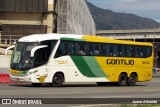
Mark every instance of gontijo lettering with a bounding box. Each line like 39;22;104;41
106;59;134;65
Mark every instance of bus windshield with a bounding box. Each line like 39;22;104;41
10;42;38;70
10;40;57;70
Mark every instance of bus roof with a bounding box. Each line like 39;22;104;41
82;36;153;46
18;33;152;46
19;33;83;42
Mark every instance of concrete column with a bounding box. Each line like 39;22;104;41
47;0;53;33
0;32;1;43
43;0;54;33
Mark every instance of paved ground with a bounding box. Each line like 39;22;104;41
0;77;160;107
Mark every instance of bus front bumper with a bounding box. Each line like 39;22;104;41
10;74;33;83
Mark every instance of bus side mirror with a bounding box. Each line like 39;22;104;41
30;45;48;57
5;45;15;55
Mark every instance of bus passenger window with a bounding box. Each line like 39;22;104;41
142;47;147;57
76;42;86;55
109;45;113;56
137;47;143;57
101;44;106;56
135;47;139;57
130;46;135;57
64;42;70;55
123;45;127;57
55;41;65;58
146;47;152;57
55;41;70;58
61;42;75;55
140;52;144;57
106;45;110;56
118;45;123;57
94;44;100;55
126;46;134;57
68;42;75;55
87;43;93;56
113;45;118;56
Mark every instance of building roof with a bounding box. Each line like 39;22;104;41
97;28;160;34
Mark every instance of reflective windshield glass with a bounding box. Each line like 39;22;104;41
10;42;38;70
12;43;25;63
10;40;57;70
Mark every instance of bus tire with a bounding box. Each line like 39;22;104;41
52;73;64;87
118;73;127;86
128;74;137;86
32;83;42;87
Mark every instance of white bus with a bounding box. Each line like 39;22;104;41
9;34;153;87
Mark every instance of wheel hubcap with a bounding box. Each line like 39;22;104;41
54;77;61;84
130;77;136;84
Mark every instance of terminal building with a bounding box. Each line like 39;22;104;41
0;0;95;45
96;28;160;43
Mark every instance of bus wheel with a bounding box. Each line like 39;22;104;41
128;74;137;86
52;73;64;87
118;73;127;86
32;83;42;87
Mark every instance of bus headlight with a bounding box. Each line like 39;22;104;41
27;69;38;75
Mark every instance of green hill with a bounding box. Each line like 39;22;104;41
86;1;160;30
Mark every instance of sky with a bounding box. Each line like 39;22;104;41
87;0;160;23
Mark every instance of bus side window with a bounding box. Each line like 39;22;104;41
87;43;93;56
126;46;130;57
110;45;114;56
101;44;106;56
146;47;152;57
130;46;135;57
61;41;75;55
94;44;100;55
113;45;118;57
76;42;86;55
68;42;75;55
142;46;147;57
40;40;57;59
118;45;123;57
34;48;48;67
106;44;110;56
64;42;70;55
135;46;139;57
126;46;134;57
137;47;143;57
55;41;64;58
123;45;127;57
55;41;75;58
140;47;144;57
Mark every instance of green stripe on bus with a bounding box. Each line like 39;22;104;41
60;38;86;41
60;38;75;41
82;56;107;77
70;56;97;77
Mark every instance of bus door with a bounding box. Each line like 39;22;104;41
33;48;49;83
